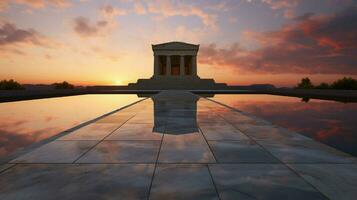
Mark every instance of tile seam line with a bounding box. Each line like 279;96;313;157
191;92;330;199
206;163;222;200
147;117;167;200
218;108;331;199
0;163;17;175
2;97;150;164
72;114;138;164
197;124;222;199
8;163;356;165
198;126;218;163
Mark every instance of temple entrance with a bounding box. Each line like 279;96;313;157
171;55;180;76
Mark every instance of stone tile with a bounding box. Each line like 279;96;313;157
158;133;216;163
0;164;14;173
235;124;311;141
197;114;227;124
58;123;119;141
209;164;326;200
0;164;154;200
106;123;163;140
221;113;271;125
289;164;357;200
11;141;97;163
258;140;356;163
200;124;249;140
77;141;160;163
127;113;155;124
150;164;219;200
209;141;280;163
95;113;134;124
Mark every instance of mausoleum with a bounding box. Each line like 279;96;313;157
152;42;198;78
128;41;227;90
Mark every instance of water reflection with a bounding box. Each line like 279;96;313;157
211;94;357;157
0;95;141;160
151;91;200;134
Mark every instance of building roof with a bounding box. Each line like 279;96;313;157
152;41;199;51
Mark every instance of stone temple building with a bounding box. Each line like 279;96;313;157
128;41;227;90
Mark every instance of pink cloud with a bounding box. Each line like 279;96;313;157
0;21;59;57
73;17;112;38
199;7;357;75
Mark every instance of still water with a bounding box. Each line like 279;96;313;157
1;94;356;160
211;94;357;157
0;94;142;159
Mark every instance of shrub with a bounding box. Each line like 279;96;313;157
330;77;357;90
296;77;314;89
315;82;330;89
52;81;74;89
0;79;24;90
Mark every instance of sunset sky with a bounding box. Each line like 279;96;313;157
0;0;356;87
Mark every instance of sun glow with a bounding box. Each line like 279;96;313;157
114;80;123;85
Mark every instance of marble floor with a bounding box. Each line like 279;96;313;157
1;91;356;200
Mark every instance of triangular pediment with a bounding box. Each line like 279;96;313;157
152;41;199;50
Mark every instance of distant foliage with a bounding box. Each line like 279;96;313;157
0;79;24;90
296;77;314;89
52;81;74;89
330;77;357;90
295;77;357;90
315;82;330;89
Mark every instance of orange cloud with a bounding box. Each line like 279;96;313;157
101;5;128;17
135;0;218;30
0;0;71;10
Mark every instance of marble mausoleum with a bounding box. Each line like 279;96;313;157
128;41;227;90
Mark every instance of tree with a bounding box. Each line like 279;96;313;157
330;77;357;90
296;77;314;89
0;79;24;90
315;82;330;89
52;81;74;89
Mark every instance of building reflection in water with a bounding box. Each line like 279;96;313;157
138;92;214;134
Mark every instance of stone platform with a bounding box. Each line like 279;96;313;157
128;77;228;90
1;91;357;200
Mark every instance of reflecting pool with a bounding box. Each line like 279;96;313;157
0;94;142;159
210;94;357;157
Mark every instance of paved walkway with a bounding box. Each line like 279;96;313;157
1;91;357;200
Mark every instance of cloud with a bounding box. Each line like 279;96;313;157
134;2;147;15
73;16;113;38
0;22;49;46
101;5;128;17
261;0;299;10
133;0;219;30
0;0;71;10
0;21;59;57
199;7;357;75
246;0;300;18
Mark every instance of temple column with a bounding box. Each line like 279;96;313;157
166;55;171;76
191;55;197;76
153;55;159;77
180;55;185;76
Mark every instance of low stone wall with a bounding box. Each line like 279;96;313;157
263;88;357;101
2;87;357;103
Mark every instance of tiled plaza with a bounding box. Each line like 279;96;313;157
1;91;356;200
